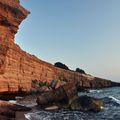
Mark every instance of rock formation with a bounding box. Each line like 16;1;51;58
0;0;120;93
36;82;104;112
0;100;31;118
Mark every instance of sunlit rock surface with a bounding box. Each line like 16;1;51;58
0;0;119;93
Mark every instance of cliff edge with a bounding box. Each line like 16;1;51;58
0;0;119;93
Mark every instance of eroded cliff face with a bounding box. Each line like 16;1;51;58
0;0;119;93
0;0;30;92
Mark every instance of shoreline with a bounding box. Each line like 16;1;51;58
0;86;120;120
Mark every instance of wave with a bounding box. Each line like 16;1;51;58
89;89;102;93
108;96;120;105
25;111;82;120
102;96;120;106
25;112;41;120
25;96;120;120
25;114;31;120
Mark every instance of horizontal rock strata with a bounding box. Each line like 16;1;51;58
0;0;119;93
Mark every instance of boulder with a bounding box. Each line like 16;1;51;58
36;81;105;112
0;108;15;118
36;82;78;107
36;87;67;107
0;100;31;118
45;105;59;111
70;95;104;112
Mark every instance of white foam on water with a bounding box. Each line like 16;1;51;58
25;103;37;107
25;112;46;120
15;96;23;100
108;96;120;105
25;114;31;120
89;89;102;93
25;111;81;120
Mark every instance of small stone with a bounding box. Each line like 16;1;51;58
45;106;59;111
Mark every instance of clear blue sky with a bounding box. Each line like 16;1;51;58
15;0;120;82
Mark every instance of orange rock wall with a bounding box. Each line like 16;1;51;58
0;0;118;93
0;42;88;92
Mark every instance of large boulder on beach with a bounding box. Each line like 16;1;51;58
70;95;104;112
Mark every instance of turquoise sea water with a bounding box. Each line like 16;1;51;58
25;87;120;120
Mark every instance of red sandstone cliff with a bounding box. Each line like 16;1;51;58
0;0;119;93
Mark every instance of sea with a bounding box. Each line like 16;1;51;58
25;87;120;120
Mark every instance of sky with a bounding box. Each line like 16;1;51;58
15;0;120;82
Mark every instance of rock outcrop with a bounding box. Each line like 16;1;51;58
70;95;104;112
36;82;104;112
0;100;31;119
0;0;120;93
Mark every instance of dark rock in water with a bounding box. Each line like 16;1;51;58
37;82;104;113
36;87;68;107
70;95;104;112
37;82;78;107
62;82;78;101
8;104;31;111
0;108;15;118
0;100;31;118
